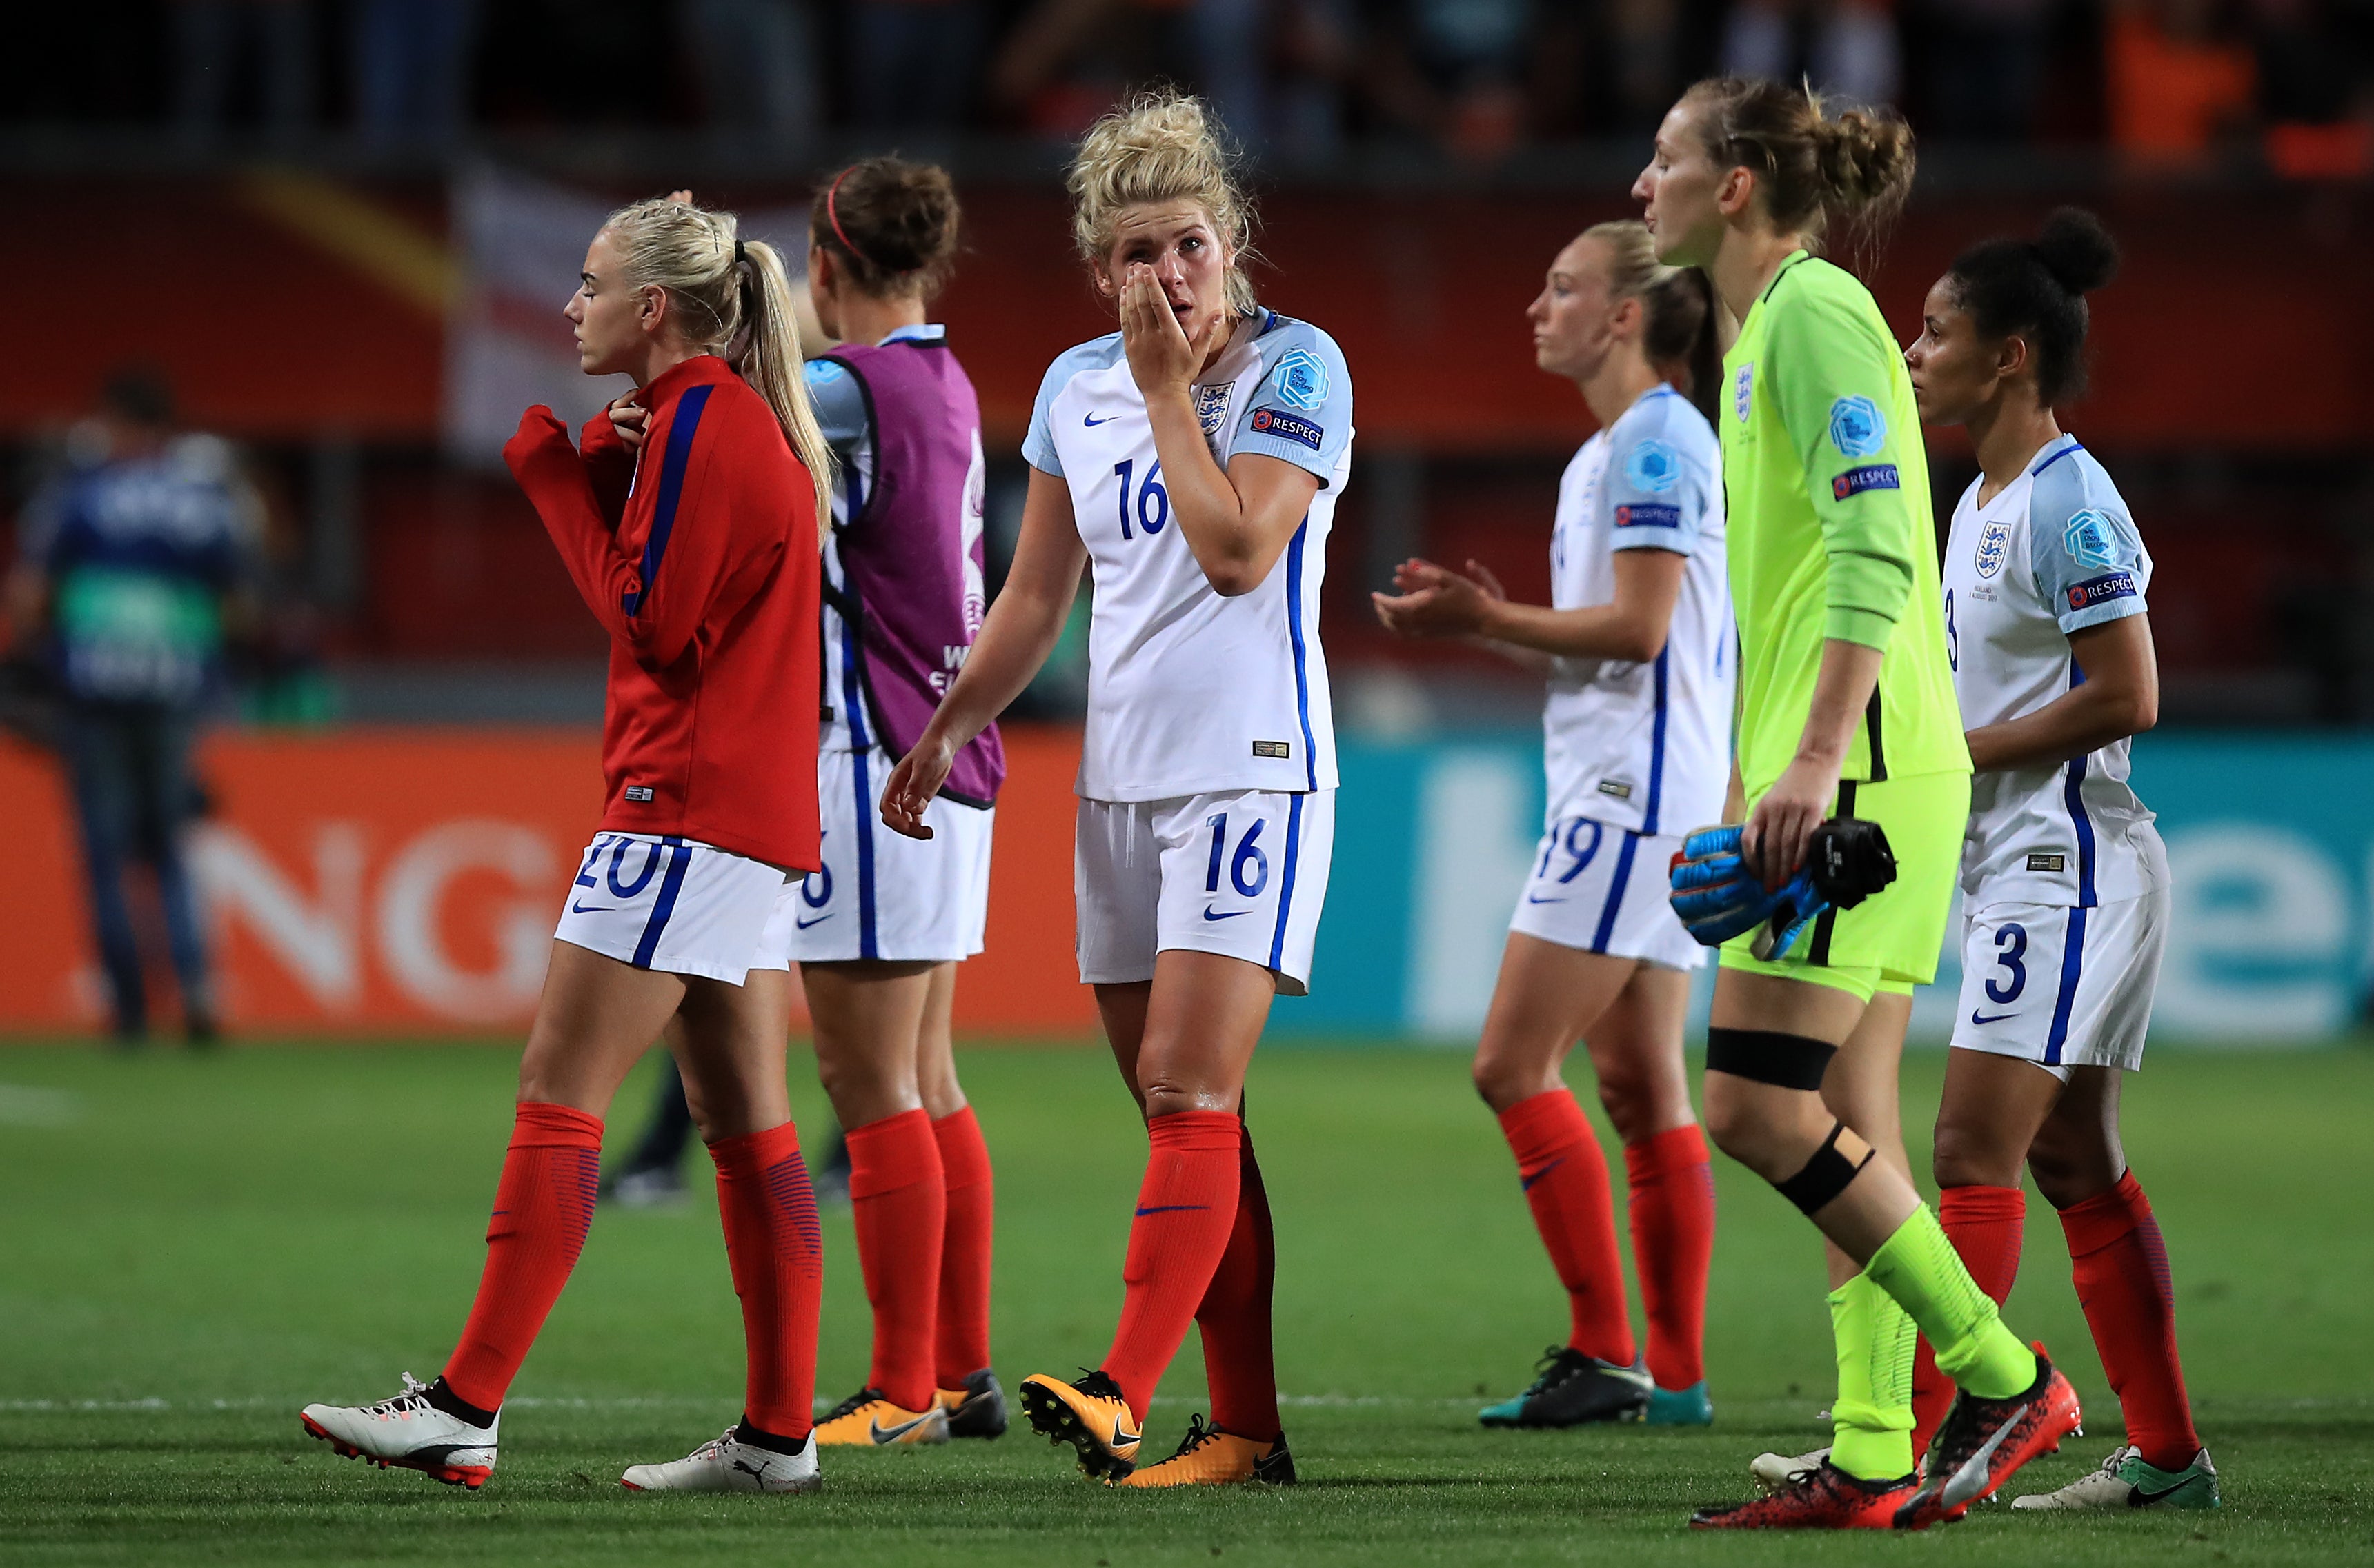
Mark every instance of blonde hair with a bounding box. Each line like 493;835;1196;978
600;196;834;539
1066;90;1258;316
1579;220;1721;421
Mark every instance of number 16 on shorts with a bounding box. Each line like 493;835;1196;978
1074;788;1336;997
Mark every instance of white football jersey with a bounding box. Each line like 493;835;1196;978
1941;435;2166;907
1025;312;1350;802
1541;384;1734;837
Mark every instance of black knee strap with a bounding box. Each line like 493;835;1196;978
1705;1028;1837;1091
1774;1120;1877;1215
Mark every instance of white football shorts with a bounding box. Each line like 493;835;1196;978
554;831;788;985
1950;884;2169;1078
752;745;995;968
1508;816;1703;971
1075;788;1334;995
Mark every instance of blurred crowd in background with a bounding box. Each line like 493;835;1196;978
6;8;2373;1046
14;0;2374;170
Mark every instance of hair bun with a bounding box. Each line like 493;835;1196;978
1814;107;1917;212
816;157;962;298
2032;206;2119;297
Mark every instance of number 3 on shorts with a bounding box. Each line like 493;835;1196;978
1988;922;2028;1004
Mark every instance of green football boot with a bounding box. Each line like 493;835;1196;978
2012;1445;2221;1511
1645;1380;1714;1426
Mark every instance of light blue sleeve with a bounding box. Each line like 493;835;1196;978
2028;450;2150;635
1020;354;1068;477
802;358;871;464
1599;390;1712;555
1021;337;1123;477
1229;319;1352;486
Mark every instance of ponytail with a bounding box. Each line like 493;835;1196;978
733;238;834;540
1648;267;1723;424
599;196;835;543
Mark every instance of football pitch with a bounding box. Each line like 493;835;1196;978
1;1040;2368;1565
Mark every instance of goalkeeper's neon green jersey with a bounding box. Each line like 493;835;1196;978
1721;251;1969;798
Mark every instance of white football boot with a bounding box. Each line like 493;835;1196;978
621;1427;822;1493
301;1373;498;1489
1750;1445;1831;1494
2012;1445;2222;1511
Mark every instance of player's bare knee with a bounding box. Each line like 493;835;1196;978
1470;1049;1534;1112
812;1047;859;1102
1702;1026;1841;1178
1136;1057;1212;1119
1931;1118;2022;1191
513;1055;584;1113
1699;1092;1782;1175
2027;1134;2120;1209
1140;1083;1223;1120
1593;1069;1662;1142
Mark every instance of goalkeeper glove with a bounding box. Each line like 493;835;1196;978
1669;819;1901;960
1668;825;1777;947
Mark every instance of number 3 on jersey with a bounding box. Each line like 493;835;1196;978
1113;459;1169;541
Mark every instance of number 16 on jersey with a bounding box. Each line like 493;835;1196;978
1113;459;1169;541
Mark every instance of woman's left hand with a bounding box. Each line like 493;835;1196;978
1119;264;1221;401
1370;557;1493;638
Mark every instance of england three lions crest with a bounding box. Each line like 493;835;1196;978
1974;517;2012;579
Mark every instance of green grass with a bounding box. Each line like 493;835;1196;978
0;1040;2368;1565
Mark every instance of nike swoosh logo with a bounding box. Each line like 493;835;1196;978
1521;1158;1565;1191
1605;1365;1654;1390
869;1413;933;1443
571;900;612;913
1526;893;1567;904
2131;1478;2202;1504
1969;1010;2017;1025
795;912;834;929
1083;413;1113;426
1202;905;1250;920
1112;1418;1141;1447
1135;1204;1209;1216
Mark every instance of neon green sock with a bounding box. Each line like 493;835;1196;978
1827;1271;1917;1481
1865;1204;2038;1400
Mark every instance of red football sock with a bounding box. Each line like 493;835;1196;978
2060;1171;2200;1471
1910;1184;2026;1458
1499;1089;1634;1367
1102;1110;1243;1420
844;1109;947;1413
932;1106;995;1388
1194;1119;1280;1443
441;1102;604;1413
1623;1123;1714;1390
710;1122;824;1441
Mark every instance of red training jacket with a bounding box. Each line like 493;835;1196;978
504;355;821;872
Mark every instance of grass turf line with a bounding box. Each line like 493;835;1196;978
0;1041;2368;1565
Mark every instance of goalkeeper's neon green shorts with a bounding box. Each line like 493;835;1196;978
1718;769;1970;1004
